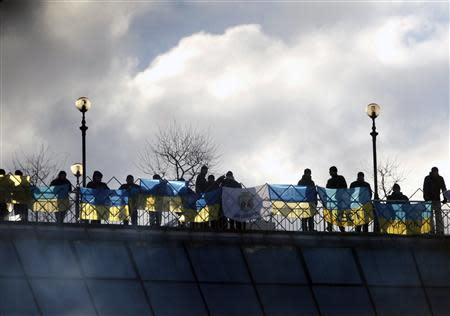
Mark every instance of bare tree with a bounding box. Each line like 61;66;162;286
137;121;220;183
11;143;67;185
363;155;409;199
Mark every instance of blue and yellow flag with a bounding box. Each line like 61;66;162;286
374;201;432;235
32;185;70;212
180;189;221;223
138;179;184;213
80;188;129;222
268;184;317;219
317;186;373;226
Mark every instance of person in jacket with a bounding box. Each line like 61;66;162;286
386;183;409;201
217;171;243;230
297;168;315;232
86;171;109;224
195;165;208;194
326;166;348;232
350;172;372;233
119;175;140;226
0;169;13;221
12;170;30;223
423;167;447;234
49;171;73;224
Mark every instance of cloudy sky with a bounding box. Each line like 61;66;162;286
1;1;448;196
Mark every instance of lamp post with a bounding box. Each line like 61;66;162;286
70;163;83;223
70;163;83;187
366;103;381;200
75;97;91;187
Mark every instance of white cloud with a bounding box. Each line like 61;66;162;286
117;16;447;193
2;2;448;194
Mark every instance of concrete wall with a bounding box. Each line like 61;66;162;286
0;224;449;316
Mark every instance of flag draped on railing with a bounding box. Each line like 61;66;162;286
268;184;317;219
222;185;271;222
138;179;184;213
180;189;222;223
317;187;373;226
32;185;70;212
374;201;432;235
80;188;129;222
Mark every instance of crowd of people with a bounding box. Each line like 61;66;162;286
0;165;447;234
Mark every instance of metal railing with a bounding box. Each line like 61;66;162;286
0;174;449;236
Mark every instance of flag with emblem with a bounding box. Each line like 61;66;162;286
222;185;272;222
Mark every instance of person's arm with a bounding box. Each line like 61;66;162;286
441;177;447;203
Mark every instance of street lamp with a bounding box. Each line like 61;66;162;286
366;103;381;200
70;163;83;187
70;162;83;224
75;97;91;187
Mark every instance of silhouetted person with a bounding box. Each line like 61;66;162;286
13;170;30;222
298;168;315;232
0;169;12;221
217;171;242;189
119;175;140;226
50;171;73;224
386;183;409;201
205;174;219;192
195;165;208;194
86;171;109;224
326;166;347;232
350;172;372;233
149;174;162;227
218;171;244;231
423;167;447;234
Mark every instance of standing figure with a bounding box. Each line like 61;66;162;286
350;172;372;233
423;167;447;234
86;171;109;224
297;168;316;232
326;166;347;232
119;175;140;226
50;171;73;224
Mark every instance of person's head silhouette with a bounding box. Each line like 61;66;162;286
329;166;338;177
207;174;215;182
126;175;134;185
153;174;161;180
226;171;234;180
93;171;103;182
58;171;67;180
200;165;208;175
392;183;401;193
0;169;5;176
431;167;439;177
304;168;311;176
357;172;364;181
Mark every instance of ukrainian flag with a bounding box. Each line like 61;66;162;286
268;184;317;219
32;185;70;212
9;175;32;205
374;201;432;235
138;179;184;213
317;186;373;227
180;189;221;223
80;188;129;222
